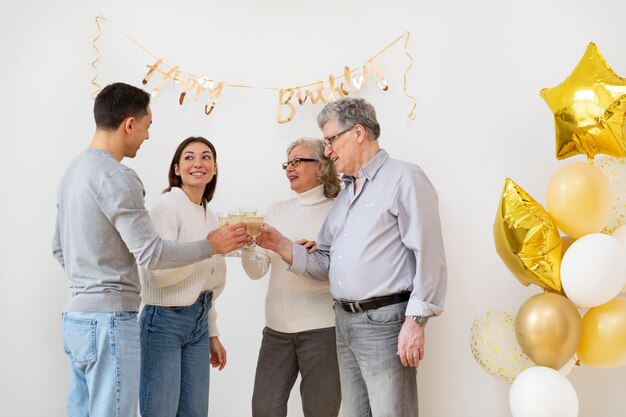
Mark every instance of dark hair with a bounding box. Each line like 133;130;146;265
317;97;381;140
287;138;341;199
93;83;151;131
163;137;218;204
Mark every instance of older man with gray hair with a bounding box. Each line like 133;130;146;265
258;97;447;417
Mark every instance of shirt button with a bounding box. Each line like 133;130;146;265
343;233;348;237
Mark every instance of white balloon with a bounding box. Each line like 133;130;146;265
561;233;626;308
510;366;578;417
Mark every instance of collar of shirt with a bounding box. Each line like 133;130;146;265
341;149;389;186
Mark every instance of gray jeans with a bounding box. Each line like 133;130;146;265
251;326;341;417
335;301;418;417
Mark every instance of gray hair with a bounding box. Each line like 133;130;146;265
316;97;381;140
287;138;341;199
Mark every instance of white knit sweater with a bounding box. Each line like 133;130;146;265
243;185;336;333
140;187;226;337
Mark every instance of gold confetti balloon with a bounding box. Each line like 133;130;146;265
594;155;626;233
540;42;626;161
470;310;535;383
494;178;563;293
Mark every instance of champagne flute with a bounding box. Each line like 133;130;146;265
245;214;264;260
228;210;246;225
238;207;257;216
238;207;257;250
217;211;229;227
227;210;246;257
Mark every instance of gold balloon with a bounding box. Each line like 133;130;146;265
560;235;576;256
540;42;626;161
546;161;612;238
494;178;563;293
470;310;535;383
594;155;626;233
578;297;626;368
515;292;582;370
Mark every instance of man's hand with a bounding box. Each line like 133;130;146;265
207;223;250;255
397;317;425;367
209;336;227;371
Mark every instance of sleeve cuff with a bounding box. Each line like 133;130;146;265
287;242;307;275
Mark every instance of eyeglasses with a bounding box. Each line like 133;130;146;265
323;126;354;148
282;157;319;170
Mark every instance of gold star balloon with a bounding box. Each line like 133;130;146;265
494;178;563;293
540;42;626;161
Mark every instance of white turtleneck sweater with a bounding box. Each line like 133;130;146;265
140;187;226;337
243;184;336;333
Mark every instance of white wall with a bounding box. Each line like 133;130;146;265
1;0;626;416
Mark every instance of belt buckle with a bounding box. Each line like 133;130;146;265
348;300;362;313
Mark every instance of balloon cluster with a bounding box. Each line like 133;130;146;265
471;43;626;417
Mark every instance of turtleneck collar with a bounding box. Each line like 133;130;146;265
295;184;329;208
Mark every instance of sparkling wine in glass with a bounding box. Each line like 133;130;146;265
226;210;246;257
217;211;229;227
246;215;263;239
246;214;264;259
238;207;257;216
228;211;246;226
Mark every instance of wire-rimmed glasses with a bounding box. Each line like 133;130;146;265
281;157;319;170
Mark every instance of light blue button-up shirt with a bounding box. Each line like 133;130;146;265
289;149;447;317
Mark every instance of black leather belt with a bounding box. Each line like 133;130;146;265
336;291;410;313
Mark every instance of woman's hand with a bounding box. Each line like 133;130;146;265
296;239;317;254
256;223;294;264
209;336;227;370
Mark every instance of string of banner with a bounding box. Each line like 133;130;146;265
91;16;417;124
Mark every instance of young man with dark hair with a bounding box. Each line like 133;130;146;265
53;82;249;417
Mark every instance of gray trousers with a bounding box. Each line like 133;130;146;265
335;301;418;417
251;326;341;417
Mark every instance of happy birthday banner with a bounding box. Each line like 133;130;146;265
91;16;417;124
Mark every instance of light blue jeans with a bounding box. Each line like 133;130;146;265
334;301;418;417
139;291;213;417
61;311;140;417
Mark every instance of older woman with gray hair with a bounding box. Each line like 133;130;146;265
242;137;342;417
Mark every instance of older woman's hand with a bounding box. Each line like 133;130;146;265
296;239;317;254
256;223;294;264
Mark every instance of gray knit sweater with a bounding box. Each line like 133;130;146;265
52;147;213;312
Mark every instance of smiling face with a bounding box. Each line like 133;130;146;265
174;141;216;194
124;107;152;158
322;118;358;176
285;145;322;194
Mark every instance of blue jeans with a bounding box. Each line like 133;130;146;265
334;301;418;417
251;326;341;417
61;311;140;417
139;291;213;417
